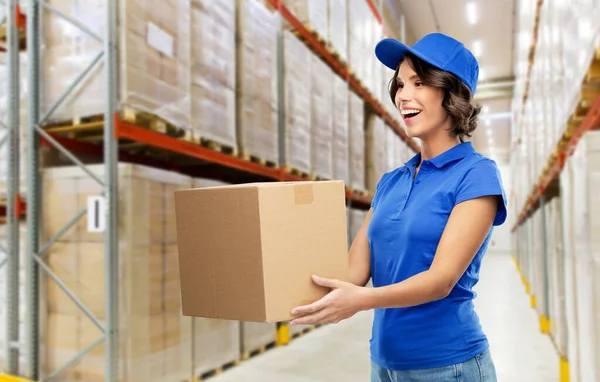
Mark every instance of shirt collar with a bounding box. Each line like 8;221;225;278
405;142;475;169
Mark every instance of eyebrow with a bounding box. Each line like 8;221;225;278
396;74;420;82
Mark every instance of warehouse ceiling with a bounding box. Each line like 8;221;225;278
381;0;516;164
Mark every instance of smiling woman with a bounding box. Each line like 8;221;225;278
390;52;481;143
290;32;508;382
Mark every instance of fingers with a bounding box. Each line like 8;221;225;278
290;310;329;326
312;274;341;289
291;297;326;316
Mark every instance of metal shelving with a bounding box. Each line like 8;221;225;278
1;0;25;378
266;0;419;154
0;1;396;381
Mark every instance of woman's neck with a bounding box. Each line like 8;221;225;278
419;134;461;161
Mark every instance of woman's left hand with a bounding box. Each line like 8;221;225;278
290;275;367;326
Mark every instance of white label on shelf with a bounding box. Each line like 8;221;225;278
87;196;106;233
147;22;174;58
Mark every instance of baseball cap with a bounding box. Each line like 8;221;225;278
375;33;480;97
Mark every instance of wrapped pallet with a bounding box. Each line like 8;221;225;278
548;197;568;359
332;73;349;185
385;127;396;173
41;164;193;382
190;0;237;149
569;131;600;382
236;0;279;164
282;0;328;41
0;222;27;375
349;209;367;243
311;55;334;179
0;53;29;195
348;0;372;91
42;0;191;131
328;0;347;63
366;114;386;192
282;30;312;174
349;91;365;192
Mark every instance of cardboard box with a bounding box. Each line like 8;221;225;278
174;180;349;322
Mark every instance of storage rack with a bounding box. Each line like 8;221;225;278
0;1;418;381
508;0;600;378
1;0;26;378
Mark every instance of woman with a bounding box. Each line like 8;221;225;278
290;33;507;381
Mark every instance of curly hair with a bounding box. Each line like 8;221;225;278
388;53;481;142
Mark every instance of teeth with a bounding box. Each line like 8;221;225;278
401;109;421;115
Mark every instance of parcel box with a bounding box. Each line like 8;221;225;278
174;180;349;322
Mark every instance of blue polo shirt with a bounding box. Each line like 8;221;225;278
367;141;507;370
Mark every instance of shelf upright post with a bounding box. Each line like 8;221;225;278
4;0;22;374
104;0;119;378
539;195;550;332
25;0;40;378
25;0;119;380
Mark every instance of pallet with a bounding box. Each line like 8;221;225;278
194;359;241;382
241;340;277;361
42;109;187;143
198;137;238;156
310;174;329;181
240;152;277;168
283;166;311;180
121;107;187;138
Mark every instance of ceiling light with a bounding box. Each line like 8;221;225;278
472;40;482;57
466;1;477;25
485;119;491;127
482;105;490;114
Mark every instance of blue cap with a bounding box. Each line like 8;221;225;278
375;33;479;97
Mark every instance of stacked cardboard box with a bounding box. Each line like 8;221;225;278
328;0;347;63
190;0;237;148
282;0;328;41
282;30;312;174
236;0;279;164
332;73;350;186
349;91;365;191
41;164;193;382
42;0;191;130
311;55;334;179
366;114;386;192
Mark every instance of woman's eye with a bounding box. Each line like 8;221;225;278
415;82;423;87
397;83;404;88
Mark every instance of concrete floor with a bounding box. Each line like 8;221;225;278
210;252;559;381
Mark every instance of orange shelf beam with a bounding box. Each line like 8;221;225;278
511;93;600;232
39;113;373;207
116;115;282;181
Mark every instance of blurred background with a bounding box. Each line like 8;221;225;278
0;0;599;381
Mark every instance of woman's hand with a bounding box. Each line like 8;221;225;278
290;275;368;326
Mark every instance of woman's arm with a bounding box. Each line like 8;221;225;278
347;208;373;287
360;195;498;310
290;195;499;325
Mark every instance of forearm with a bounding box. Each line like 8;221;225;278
348;243;370;287
358;270;450;310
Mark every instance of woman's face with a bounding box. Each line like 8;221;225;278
394;59;448;140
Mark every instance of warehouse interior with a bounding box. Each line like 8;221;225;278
0;0;598;381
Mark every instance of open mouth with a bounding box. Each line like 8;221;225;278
401;109;422;120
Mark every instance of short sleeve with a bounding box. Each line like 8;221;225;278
455;159;507;226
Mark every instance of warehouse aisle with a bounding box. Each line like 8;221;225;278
209;252;559;382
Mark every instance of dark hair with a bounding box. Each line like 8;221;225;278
388;53;481;142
